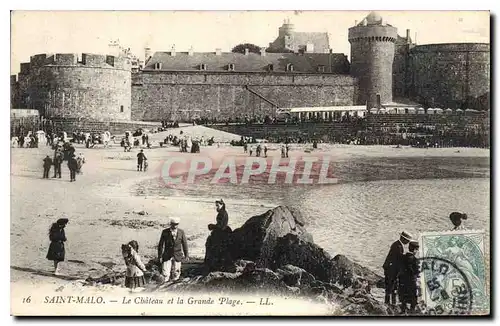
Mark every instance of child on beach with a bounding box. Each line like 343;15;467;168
398;240;420;314
122;240;147;292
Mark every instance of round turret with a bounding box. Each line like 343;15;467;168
278;19;295;37
25;53;132;121
348;12;397;107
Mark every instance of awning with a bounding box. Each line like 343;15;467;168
289;106;367;113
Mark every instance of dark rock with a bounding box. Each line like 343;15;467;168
341;292;394;316
84;271;125;286
333;254;384;289
333;255;385;288
276;264;316;288
273;233;334;282
234;260;256;273
331;254;355;288
230;206;313;268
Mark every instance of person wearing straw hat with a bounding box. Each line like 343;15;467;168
383;231;412;305
157;217;189;282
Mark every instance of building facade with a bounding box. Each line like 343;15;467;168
11;12;490;122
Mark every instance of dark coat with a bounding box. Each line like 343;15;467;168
383;240;404;276
158;228;189;262
46;227;67;261
53;151;63;165
216;209;229;230
398;252;420;303
67;157;78;170
43;157;53;168
137;152;146;162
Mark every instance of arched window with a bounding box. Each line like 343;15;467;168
286;63;294;72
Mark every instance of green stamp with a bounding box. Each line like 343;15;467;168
419;230;489;315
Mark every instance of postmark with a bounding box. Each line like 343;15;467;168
419;230;489;315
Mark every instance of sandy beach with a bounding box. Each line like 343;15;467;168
10;126;490;314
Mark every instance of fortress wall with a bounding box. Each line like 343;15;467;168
131;72;356;121
409;43;490;108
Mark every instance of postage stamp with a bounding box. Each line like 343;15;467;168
419;230;489;315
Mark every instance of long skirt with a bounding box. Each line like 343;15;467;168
46;241;65;262
125;276;146;289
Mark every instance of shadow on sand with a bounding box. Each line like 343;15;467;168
11;266;82;281
10;174;69;182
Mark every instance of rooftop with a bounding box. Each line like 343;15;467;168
143;51;350;74
356;11;393;27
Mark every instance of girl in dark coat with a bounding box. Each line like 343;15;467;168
46;218;69;275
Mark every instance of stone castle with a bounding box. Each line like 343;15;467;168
11;12;490;123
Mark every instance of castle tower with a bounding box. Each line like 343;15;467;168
348;12;397;108
278;19;295;50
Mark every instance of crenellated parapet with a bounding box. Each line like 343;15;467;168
14;52;132;121
26;53;131;70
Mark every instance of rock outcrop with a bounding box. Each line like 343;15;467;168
230;206;313;267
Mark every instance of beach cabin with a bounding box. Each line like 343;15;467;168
287;105;367;121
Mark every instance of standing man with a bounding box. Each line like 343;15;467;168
382;231;412;305
53;149;63;179
42;155;53;179
157;217;189;282
137;149;147;171
67;154;78;182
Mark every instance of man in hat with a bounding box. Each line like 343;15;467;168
398;240;420;313
157;217;189;282
383;231;412;305
137;149;147;171
67;154;78;182
42;155;53;179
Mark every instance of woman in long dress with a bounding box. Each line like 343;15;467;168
46;218;69;275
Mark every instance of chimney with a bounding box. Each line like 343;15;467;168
171;45;176;57
406;29;411;43
244;48;249;56
144;47;151;63
215;48;222;56
376;94;381;109
329;48;333;54
260;47;266;56
188;46;194;56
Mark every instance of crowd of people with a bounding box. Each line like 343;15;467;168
41;140;85;182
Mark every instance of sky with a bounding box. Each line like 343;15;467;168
10;10;490;75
